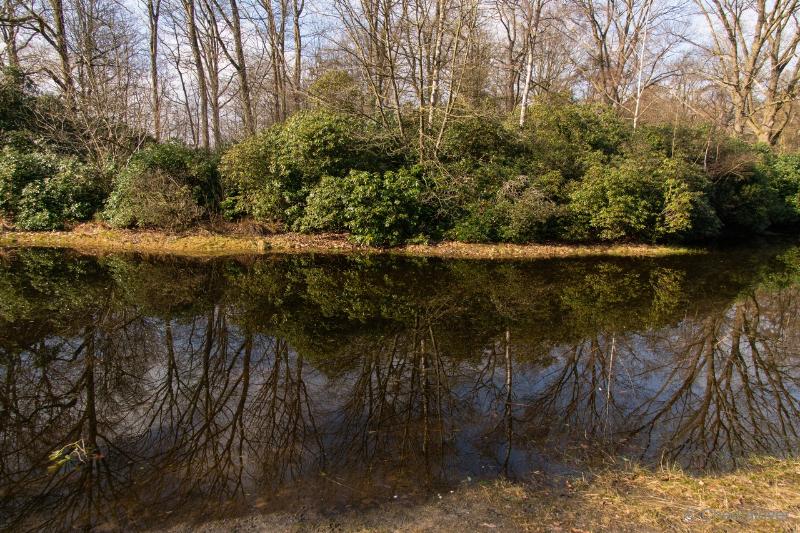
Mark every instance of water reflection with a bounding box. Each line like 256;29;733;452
1;247;799;530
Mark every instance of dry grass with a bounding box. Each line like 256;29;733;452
498;456;800;532
0;225;698;260
157;457;800;532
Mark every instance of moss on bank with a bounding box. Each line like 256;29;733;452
0;227;699;259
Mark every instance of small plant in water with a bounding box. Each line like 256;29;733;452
48;439;94;473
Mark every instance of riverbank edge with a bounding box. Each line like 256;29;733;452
155;456;800;532
0;227;700;259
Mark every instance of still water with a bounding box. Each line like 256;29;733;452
1;245;799;530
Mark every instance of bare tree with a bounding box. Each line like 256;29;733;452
0;0;23;68
210;0;255;134
146;0;162;140
693;0;800;145
567;0;685;115
0;0;796;151
182;0;210;148
517;0;549;126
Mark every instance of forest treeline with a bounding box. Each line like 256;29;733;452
1;0;799;150
1;67;800;245
0;0;799;245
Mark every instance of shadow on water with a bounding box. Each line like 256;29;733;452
1;244;800;529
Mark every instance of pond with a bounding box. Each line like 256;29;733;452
1;245;800;530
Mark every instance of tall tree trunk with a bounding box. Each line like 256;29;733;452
1;0;20;69
505;38;516;112
200;0;223;147
519;44;534;127
263;0;288;122
209;61;222;147
426;0;445;128
147;0;162;141
228;0;255;134
292;0;303;110
184;0;209;149
50;0;75;103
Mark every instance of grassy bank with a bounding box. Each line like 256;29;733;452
158;457;800;532
0;227;699;259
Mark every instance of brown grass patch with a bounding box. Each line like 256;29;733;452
0;225;698;260
157;457;800;532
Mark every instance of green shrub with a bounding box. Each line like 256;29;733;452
762;153;800;227
656;159;721;241
281;110;368;181
448;172;566;243
447;200;501;243
220;109;402;227
104;142;218;230
694;139;773;234
0;148;52;216
16;158;103;230
495;172;566;242
300;166;428;246
298;175;347;232
438;115;518;164
219;128;285;221
521;97;631;180
272;110;371;224
708;172;773;234
105;169;203;230
307;70;365;113
569;160;661;241
0;147;104;229
433;157;536;242
569;156;720;242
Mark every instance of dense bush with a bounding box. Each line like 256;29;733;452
104;142;219;230
5;77;799;246
219;128;284;222
0;68;34;134
760;153;800;228
568;157;662;241
282;110;372;180
495;172;567;242
0;147;104;230
434;104;741;244
705;147;775;234
437;114;519;165
447;171;565;243
437;100;635;242
519;97;630;180
0;148;51;215
301;167;429;246
569;155;720;242
307;70;365;114
657;159;722;240
220;109;404;227
298;175;347;232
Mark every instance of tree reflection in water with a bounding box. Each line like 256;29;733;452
1;246;799;529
